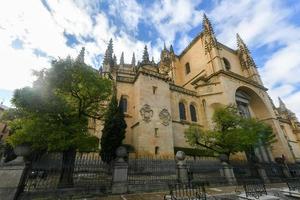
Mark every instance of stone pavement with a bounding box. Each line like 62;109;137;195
90;183;290;200
29;183;293;199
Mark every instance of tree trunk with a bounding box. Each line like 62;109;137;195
58;148;76;188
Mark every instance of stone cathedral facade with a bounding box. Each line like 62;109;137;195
93;15;300;163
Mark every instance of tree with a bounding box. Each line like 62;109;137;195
5;54;112;186
100;90;127;163
184;105;276;160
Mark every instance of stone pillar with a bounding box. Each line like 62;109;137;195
221;162;237;185
256;164;270;183
282;164;292;178
112;146;128;194
176;151;188;183
0;157;26;200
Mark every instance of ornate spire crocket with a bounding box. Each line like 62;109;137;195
203;14;218;54
237;33;256;69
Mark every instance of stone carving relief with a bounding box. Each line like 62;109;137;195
159;108;171;126
140;104;153;122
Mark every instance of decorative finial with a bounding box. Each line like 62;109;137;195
120;52;124;66
131;52;136;67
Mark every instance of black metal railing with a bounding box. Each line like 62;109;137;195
127;157;177;192
19;152;112;199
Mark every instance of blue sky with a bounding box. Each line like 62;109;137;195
0;0;300;118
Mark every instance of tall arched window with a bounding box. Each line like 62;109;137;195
223;58;231;71
235;90;251;118
120;97;128;113
190;104;197;122
179;102;186;120
185;62;191;74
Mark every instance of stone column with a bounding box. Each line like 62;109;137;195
256;164;270;183
0;157;26;200
219;155;236;185
176;151;188;183
112;146;128;194
221;162;237;185
282;164;292;178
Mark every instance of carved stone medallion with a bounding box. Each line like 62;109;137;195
159;108;171;126
140;104;153;122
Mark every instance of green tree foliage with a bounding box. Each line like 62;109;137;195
100;91;127;163
185;105;276;158
3;55;112;185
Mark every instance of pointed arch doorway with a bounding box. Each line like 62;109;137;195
235;88;273;163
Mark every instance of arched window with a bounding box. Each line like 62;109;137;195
179;102;186;120
190;104;197;122
223;58;231;70
120;97;128;113
235;90;251;118
185;62;191;74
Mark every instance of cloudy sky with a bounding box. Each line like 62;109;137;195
0;0;300;118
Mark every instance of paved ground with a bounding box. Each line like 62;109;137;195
29;183;299;199
90;183;294;200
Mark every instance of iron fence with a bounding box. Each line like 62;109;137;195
287;163;300;177
19;152;112;199
127;157;177;192
259;163;285;183
187;157;228;186
231;161;261;183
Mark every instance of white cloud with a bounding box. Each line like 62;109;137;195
146;0;203;49
108;0;142;33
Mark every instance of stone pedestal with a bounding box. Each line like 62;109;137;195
112;146;128;194
256;165;270;183
282;165;292;178
221;162;237;185
0;157;26;200
176;151;188;183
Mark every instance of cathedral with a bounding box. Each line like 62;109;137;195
93;14;300;163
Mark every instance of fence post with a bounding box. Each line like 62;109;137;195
176;151;188;183
112;146;128;194
219;155;237;185
256;164;270;183
282;164;292;178
221;162;237;185
0;156;26;200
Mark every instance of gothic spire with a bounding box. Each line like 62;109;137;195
142;45;150;64
76;47;85;63
203;14;215;35
203;14;218;54
278;97;287;111
169;45;174;54
131;52;136;67
103;38;114;66
120;52;124;66
237;33;250;53
163;42;167;50
113;54;117;66
236;33;256;68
